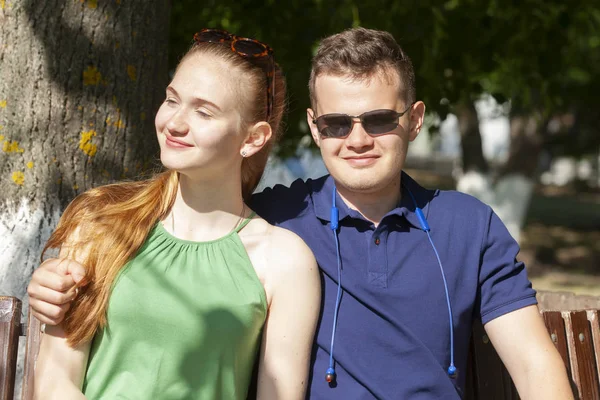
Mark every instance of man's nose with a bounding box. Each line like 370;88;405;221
345;118;374;148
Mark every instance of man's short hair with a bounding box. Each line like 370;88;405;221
309;27;416;108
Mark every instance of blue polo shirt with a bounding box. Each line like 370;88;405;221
250;172;537;399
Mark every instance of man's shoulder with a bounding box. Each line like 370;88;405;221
432;189;491;212
250;175;328;224
427;188;495;231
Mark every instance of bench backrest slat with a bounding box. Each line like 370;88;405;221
20;309;41;400
543;311;571;375
588;310;600;393
567;311;600;399
0;297;21;400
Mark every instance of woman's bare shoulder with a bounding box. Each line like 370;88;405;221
244;214;313;259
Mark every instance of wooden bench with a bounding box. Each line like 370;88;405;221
0;297;40;400
2;295;599;399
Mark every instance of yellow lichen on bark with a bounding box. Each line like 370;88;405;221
127;65;137;81
79;130;98;157
26;161;34;169
83;66;102;86
12;171;25;185
3;140;24;153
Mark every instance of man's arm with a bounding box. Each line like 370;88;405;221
28;258;86;325
484;305;574;400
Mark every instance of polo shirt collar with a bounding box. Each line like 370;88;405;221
312;171;435;230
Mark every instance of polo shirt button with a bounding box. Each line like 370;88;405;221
374;237;380;245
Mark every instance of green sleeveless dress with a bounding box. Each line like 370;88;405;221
82;213;267;399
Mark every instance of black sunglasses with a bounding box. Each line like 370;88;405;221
194;29;275;121
311;104;414;139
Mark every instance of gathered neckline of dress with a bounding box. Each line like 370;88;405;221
153;211;257;246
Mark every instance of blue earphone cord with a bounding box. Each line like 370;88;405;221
326;184;456;381
327;186;342;380
406;188;456;377
328;230;343;374
426;230;456;375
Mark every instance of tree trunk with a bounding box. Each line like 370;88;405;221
1;1;170;395
455;101;538;243
498;113;545;178
455;100;489;174
0;0;170;301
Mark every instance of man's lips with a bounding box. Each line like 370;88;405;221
343;155;379;160
342;155;379;166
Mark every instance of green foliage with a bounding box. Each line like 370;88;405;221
169;0;600;157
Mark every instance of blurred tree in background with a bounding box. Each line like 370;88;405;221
169;0;600;240
170;0;600;159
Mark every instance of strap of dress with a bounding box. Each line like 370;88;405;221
234;211;256;233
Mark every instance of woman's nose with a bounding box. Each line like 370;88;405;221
166;110;189;136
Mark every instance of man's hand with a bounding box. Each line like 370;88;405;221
27;258;87;325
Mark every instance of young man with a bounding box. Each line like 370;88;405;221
28;28;572;399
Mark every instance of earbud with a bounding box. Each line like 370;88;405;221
448;365;457;379
325;367;336;383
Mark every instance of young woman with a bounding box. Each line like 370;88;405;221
33;29;320;400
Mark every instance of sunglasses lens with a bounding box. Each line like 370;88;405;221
317;114;352;138
232;39;267;56
362;110;399;134
196;30;231;43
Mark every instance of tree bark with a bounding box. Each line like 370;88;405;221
498;113;545;178
0;0;170;298
455;100;489;174
455;101;537;243
1;1;170;395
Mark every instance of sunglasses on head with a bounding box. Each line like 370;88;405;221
311;103;414;139
193;28;275;121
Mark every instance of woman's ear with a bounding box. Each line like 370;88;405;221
239;121;273;158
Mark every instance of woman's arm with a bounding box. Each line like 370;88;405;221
256;228;321;400
34;325;91;400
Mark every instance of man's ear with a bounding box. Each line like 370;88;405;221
408;101;426;142
239;121;273;157
307;108;321;148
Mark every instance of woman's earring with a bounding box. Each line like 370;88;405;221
241;150;247;157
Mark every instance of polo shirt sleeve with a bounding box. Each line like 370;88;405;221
476;208;537;325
